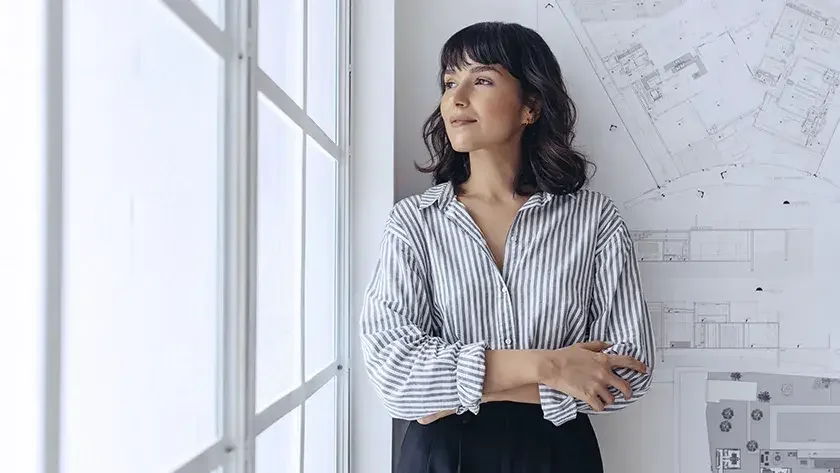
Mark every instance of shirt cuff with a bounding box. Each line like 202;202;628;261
538;384;577;426
454;341;488;415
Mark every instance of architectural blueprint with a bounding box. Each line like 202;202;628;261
544;0;840;208
677;370;840;473
537;1;840;472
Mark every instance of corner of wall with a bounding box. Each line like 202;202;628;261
350;0;396;472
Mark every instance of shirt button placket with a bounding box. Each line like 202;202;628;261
500;227;520;348
499;285;514;348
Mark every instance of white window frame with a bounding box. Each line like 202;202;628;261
40;0;351;472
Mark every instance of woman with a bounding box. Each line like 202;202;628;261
360;21;656;472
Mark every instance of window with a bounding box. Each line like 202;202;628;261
3;0;350;472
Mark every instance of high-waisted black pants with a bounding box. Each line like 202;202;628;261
396;402;604;473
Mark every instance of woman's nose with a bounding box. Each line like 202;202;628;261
450;83;470;107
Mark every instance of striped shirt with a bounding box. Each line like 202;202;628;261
359;181;656;426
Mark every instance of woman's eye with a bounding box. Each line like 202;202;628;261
476;78;492;85
444;81;456;89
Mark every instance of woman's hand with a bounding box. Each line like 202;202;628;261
539;340;648;412
417;409;456;424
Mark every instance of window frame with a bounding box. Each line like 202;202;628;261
40;0;351;472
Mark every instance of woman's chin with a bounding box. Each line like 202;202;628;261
448;139;480;153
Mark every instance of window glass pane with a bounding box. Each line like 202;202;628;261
259;0;304;105
256;408;300;473
0;2;44;472
62;3;223;473
304;137;337;378
304;378;337;472
256;94;303;411
306;0;338;140
192;0;224;27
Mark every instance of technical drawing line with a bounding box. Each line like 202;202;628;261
816;116;840;174
623;160;840;208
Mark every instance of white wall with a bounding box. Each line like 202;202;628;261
349;1;395;472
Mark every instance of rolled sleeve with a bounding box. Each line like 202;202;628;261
359;218;488;420
538;383;577;426
455;342;488;414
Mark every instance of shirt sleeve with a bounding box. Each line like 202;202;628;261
539;201;656;426
359;217;488;420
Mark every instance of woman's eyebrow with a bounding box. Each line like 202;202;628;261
444;64;500;75
468;64;499;74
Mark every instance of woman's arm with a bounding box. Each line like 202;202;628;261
484;383;541;404
539;201;656;425
360;217;544;421
580;203;655;411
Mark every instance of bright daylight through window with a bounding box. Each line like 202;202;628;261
0;0;350;472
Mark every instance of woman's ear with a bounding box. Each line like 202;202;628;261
524;95;542;124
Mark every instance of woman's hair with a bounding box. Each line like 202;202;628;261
417;21;594;196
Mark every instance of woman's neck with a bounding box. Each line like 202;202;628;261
459;144;524;203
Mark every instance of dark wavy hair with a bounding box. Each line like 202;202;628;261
417;21;593;196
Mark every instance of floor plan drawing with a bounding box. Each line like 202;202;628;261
548;0;840;208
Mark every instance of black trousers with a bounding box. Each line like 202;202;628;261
396;402;604;473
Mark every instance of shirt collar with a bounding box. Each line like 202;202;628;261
418;182;455;209
417;181;570;210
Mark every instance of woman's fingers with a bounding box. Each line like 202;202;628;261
607;373;633;400
575;340;613;352
417;409;455;424
583;392;605;412
417;415;435;425
595;385;615;406
607;354;648;374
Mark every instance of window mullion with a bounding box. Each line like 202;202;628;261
299;0;310;471
335;1;351;473
222;1;257;473
43;0;64;472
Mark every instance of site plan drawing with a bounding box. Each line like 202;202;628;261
677;370;840;473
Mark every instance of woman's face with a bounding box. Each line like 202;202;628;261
440;60;532;153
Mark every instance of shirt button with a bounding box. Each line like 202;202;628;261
501;287;508;294
504;338;512;346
